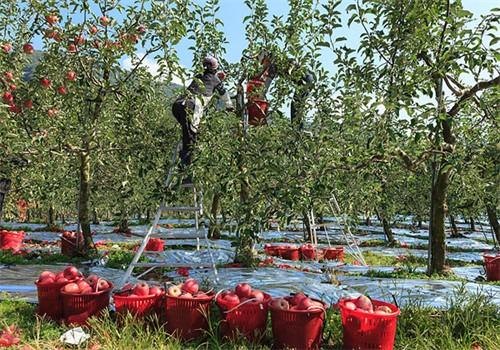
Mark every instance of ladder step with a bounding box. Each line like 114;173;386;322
131;262;210;268
160;205;201;212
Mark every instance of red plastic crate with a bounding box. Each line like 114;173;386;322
60;283;113;326
61;233;83;257
216;292;271;341
35;279;77;322
484;255;500;281
301;245;317;260
145;238;164;252
264;244;279;257
0;230;24;251
165;292;214;341
323;247;344;261
338;298;400;350
114;292;164;318
269;297;326;350
282;246;300;261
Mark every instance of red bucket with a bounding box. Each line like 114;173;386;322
145;238;164;252
216;292;272;341
323;247;344;261
114;292;164;318
35;279;77;322
282;246;300;261
61;282;113;326
0;230;24;251
301;245;317;260
484;255;500;281
247;99;269;126
264;244;279;257
61;232;83;257
269;297;326;350
338;299;400;350
165;292;214;341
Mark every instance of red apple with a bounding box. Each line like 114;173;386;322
133;282;149;296
80;287;93;294
4;71;14;81
355;295;373;312
68;43;77;53
222;292;240;305
45;15;59;25
23;43;34;54
63;283;80;294
375;305;392;314
290;292;307;306
77;280;90;291
40;78;51;88
47;108;58;117
100;16;110;26
89;26;98;35
74;35;85;45
167;285;181;297
2;92;13;104
297;297;314;310
63;266;79;280
39;270;56;281
38;277;55;285
149;286;162;296
344;301;356;311
2;43;12;53
86;275;99;288
97;279;110;291
180;292;193;299
56;277;69;284
270;298;289;310
9;104;21;114
55;271;64;280
66;70;77;81
58;86;67;95
137;25;146;34
182;278;199;294
235;283;252;298
250;290;265;302
9;84;16;91
23;99;33;109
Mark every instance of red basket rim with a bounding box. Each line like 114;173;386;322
268;296;327;314
60;282;114;296
338;298;400;318
216;292;272;308
165;291;214;301
484;254;500;262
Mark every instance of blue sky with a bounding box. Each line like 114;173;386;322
172;0;497;70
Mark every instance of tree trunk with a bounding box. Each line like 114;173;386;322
418;219;423;229
486;206;500;245
208;192;221;239
118;218;129;233
0;178;11;222
469;217;475;231
146;209;150;221
303;210;313;242
449;215;459;237
365;214;371;226
47;206;56;229
78;150;93;254
376;208;396;244
428;167;450;275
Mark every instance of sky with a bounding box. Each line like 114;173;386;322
125;0;497;82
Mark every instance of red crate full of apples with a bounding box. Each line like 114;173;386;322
35;266;83;321
216;283;272;341
61;231;83;257
338;295;400;350
269;293;327;350
0;230;24;251
165;278;214;341
114;282;164;318
60;270;113;326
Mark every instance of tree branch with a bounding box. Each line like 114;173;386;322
447;75;500;117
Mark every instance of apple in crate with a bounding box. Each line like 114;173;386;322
133;282;149;296
290;292;307;306
63;283;80;294
355;295;373;312
86;275;99;289
235;283;252;298
63;266;80;280
149;286;163;296
180;293;193;299
344;301;357;311
38;271;56;281
97;279;110;291
250;290;265;302
374;305;392;314
182;278;199;294
167;286;182;297
270;298;289;310
222;292;240;305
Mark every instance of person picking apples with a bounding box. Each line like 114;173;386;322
171;56;233;184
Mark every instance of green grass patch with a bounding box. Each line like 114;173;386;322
0;250;85;266
355;268;467;282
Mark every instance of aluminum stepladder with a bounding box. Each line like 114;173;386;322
119;142;219;287
306;194;367;266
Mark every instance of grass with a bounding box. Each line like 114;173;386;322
355;268;467;282
0;250;86;266
0;286;498;349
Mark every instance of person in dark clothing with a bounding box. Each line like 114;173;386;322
172;56;233;171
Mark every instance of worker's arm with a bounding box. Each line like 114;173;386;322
215;78;234;110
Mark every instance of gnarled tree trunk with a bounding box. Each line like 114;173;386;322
0;178;11;222
486;206;499;245
469;217;475;231
78;150;93;254
449;215;459;237
208;192;221;239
